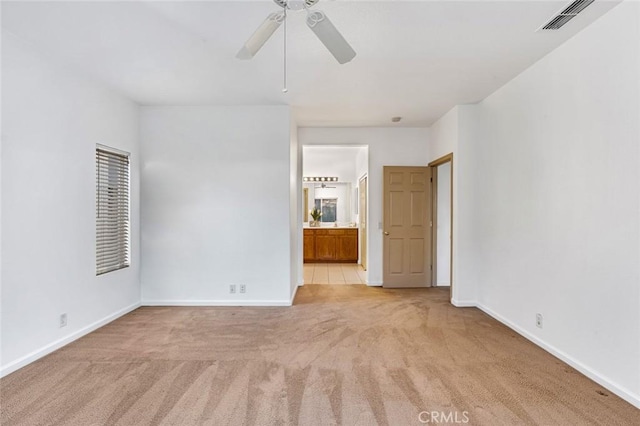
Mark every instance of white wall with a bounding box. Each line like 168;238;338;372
302;146;362;183
428;106;479;304
436;161;451;286
299;127;429;285
290;117;302;293
355;148;368;183
0;11;4;368
456;2;640;407
1;33;141;376
428;107;458;161
140;106;294;305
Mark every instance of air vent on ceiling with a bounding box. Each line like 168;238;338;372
539;0;595;30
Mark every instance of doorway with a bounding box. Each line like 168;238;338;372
428;153;454;295
301;146;369;285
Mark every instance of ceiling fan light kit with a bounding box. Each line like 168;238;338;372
236;0;356;65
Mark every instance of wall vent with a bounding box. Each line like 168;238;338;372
539;0;595;30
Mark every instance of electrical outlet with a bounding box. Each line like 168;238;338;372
536;313;543;329
60;313;67;328
240;284;246;294
229;284;236;294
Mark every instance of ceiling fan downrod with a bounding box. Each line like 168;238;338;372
283;6;287;93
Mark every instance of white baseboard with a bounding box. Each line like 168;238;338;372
366;281;382;286
0;302;140;378
451;299;477;307
290;284;299;305
476;302;640;409
142;299;293;307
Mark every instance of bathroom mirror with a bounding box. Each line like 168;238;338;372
303;181;352;224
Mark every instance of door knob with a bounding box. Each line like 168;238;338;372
384;231;389;235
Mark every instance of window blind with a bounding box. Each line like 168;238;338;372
96;147;130;275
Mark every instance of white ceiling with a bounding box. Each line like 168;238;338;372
1;0;620;126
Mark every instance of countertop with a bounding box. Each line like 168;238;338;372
304;225;358;230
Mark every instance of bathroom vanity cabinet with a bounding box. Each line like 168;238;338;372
303;228;358;263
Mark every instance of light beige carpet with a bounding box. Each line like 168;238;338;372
1;285;638;425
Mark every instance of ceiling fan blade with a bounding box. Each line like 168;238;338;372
306;10;356;64
236;11;285;60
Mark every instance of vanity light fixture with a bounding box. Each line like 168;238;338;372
303;176;338;182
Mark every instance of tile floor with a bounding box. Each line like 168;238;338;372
303;263;367;284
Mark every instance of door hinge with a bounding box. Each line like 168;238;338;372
430;264;433;270
430;177;433;182
430;221;433;227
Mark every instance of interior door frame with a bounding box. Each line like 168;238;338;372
428;153;454;299
358;174;368;271
299;145;370;289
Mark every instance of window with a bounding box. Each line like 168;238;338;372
314;198;337;222
96;146;130;275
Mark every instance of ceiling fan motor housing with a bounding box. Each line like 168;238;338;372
273;0;319;11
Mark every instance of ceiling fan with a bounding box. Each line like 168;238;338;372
236;0;356;65
315;183;336;189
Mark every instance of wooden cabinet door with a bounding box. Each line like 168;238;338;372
303;234;315;261
315;235;336;260
336;233;358;261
